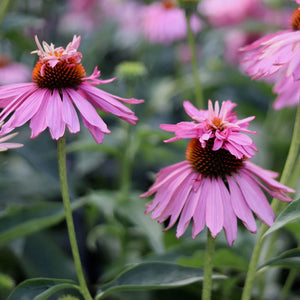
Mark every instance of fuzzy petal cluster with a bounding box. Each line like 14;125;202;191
0;36;143;143
161;100;257;159
140;160;294;246
141;1;202;44
240;27;300;109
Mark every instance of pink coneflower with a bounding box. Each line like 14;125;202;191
199;0;260;27
0;36;143;143
141;0;202;44
140;100;294;246
0;55;30;85
0;131;23;151
239;5;300;109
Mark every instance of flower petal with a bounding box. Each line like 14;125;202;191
205;177;224;238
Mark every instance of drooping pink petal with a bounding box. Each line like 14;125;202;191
30;90;51;138
46;89;65;140
234;171;275;226
67;88;110;134
205;177;224;238
191;180;207;238
61;90;80;134
81;115;106;144
218;177;237;246
227;176;257;233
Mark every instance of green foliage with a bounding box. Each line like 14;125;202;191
264;198;300;238
8;278;81;300
95;262;225;299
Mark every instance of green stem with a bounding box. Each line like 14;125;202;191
185;12;204;109
202;230;216;300
241;104;300;300
57;136;93;300
119;86;134;203
0;0;11;26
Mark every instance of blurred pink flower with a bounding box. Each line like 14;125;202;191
0;35;143;143
0;55;30;85
141;0;202;44
199;0;260;27
240;6;300;109
0;131;23;151
141;100;294;246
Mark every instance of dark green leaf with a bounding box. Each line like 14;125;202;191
259;248;300;270
264;198;300;238
96;262;225;299
0;199;85;246
8;278;80;300
178;249;249;271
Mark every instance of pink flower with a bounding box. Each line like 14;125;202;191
140;100;294;246
239;7;300;109
199;0;260;27
141;0;202;44
0;36;143;143
0;55;30;85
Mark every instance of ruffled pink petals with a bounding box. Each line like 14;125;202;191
161;100;257;159
240;29;300;109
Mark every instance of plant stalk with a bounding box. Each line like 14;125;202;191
57;136;93;300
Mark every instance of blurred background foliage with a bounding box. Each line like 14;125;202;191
0;0;299;299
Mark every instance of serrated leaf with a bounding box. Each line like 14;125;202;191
8;278;80;300
264;198;300;238
95;262;226;299
258;248;300;270
0;199;85;246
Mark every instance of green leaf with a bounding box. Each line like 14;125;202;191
8;278;81;300
117;193;164;254
0;199;85;246
178;249;249;271
264;198;300;238
95;262;226;299
259;248;300;270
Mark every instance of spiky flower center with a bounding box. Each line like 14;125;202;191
32;61;86;89
291;7;300;30
186;138;244;178
163;0;175;9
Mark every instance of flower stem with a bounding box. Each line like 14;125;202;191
119;86;134;203
241;104;300;300
0;0;11;26
202;230;215;300
57;136;93;300
185;13;204;109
